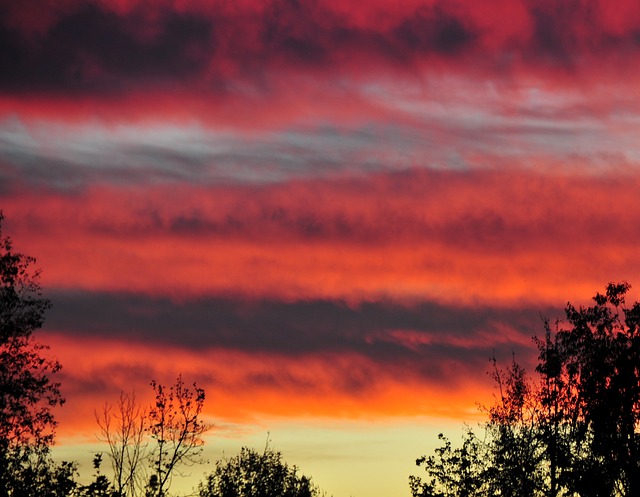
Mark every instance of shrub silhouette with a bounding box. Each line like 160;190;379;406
198;444;324;497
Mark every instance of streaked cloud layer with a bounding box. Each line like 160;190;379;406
4;0;640;93
2;1;640;495
4;170;638;303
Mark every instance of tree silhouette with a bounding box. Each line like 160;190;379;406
77;454;117;497
543;282;640;496
482;357;546;496
96;392;147;497
0;213;72;496
146;375;210;497
198;443;324;497
96;376;210;497
409;430;488;497
412;282;640;497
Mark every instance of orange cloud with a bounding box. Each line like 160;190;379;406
43;332;490;441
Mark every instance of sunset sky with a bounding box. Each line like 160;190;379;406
3;0;640;495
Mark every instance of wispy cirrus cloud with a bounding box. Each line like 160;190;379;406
2;83;639;190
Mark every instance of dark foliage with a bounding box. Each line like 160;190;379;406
198;445;322;497
75;454;117;497
0;213;72;496
409;430;488;497
146;375;209;497
412;282;640;497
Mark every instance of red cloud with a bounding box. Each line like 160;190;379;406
3;0;640;107
4;167;640;305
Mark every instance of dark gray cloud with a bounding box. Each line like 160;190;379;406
44;290;556;378
0;1;450;94
392;6;476;55
3;0;638;96
0;3;214;93
0;1;479;94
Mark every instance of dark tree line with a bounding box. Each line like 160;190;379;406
0;214;324;497
411;282;640;497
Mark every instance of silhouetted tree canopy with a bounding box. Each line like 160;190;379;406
93;376;210;497
198;444;323;497
0;213;73;496
146;375;209;497
411;282;640;497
